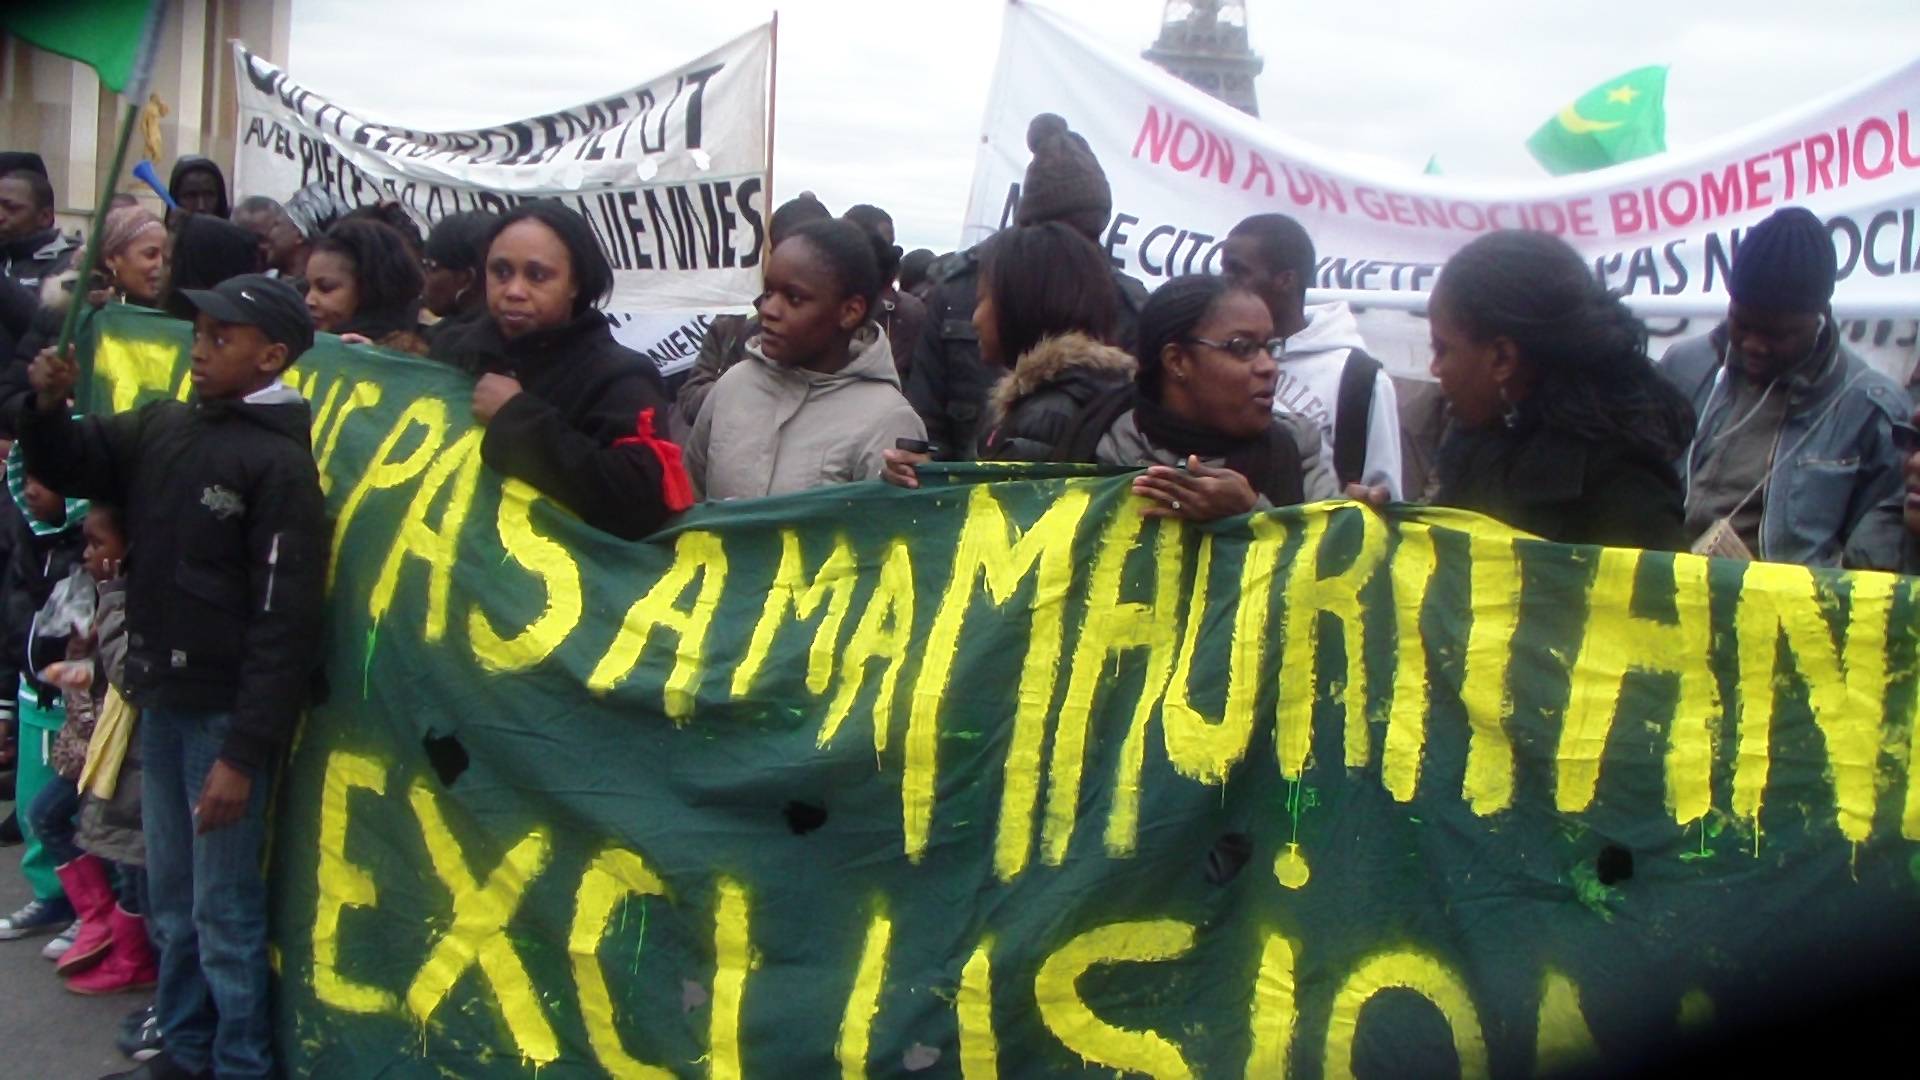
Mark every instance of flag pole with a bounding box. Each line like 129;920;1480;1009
56;0;170;355
763;11;778;267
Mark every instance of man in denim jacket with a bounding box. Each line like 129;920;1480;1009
1659;207;1907;568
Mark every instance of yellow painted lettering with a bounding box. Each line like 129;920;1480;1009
369;430;483;642
1277;505;1387;774
329;397;445;591
1161;517;1285;786
1559;551;1717;824
1534;970;1600;1074
1382;522;1438;801
1047;513;1181;866
312;750;396;1014
1324;950;1487;1080
469;480;584;672
1244;932;1298;1079
405;782;555;1063
837;911;893;1080
959;940;998;1080
908;485;1089;871
588;532;728;720
1459;532;1521;815
734;532;856;700
568;848;673;1079
1733;563;1888;841
1034;919;1195;1080
710;878;751;1080
1099;521;1189;860
820;542;915;750
316;382;384;496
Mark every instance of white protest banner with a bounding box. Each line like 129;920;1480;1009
231;24;772;336
967;3;1920;374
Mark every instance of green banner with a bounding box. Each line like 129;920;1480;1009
80;305;1920;1078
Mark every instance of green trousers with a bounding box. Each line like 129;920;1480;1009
15;694;65;901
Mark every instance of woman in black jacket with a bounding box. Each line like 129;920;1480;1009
1416;230;1694;549
974;222;1128;461
454;200;690;541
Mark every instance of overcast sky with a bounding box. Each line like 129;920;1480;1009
288;0;1920;252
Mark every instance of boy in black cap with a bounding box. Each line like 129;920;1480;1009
1659;206;1908;567
22;273;326;1080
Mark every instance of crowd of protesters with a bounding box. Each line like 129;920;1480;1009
0;97;1915;1079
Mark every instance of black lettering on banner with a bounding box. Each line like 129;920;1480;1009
681;64;724;150
737;177;766;269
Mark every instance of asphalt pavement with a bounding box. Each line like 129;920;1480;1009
0;789;149;1080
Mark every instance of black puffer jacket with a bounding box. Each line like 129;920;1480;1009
1435;407;1687;551
907;247;1147;460
2;505;85;708
979;332;1133;461
0;226;79;294
447;309;682;541
20;387;328;775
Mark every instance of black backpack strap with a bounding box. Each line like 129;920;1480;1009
1332;348;1382;486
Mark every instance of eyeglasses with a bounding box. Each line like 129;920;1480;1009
1186;336;1282;360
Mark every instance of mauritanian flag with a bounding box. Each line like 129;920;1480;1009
1;0;164;95
1526;65;1668;176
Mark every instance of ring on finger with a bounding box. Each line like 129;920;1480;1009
1171;499;1182;511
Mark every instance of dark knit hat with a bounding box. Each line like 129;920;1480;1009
1729;207;1836;313
1015;114;1111;231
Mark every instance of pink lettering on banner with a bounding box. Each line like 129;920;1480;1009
1856;117;1895;180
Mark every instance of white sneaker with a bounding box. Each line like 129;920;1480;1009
41;918;81;959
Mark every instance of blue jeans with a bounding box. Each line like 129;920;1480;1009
25;774;81;867
143;708;274;1079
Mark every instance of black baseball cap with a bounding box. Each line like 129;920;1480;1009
179;274;315;360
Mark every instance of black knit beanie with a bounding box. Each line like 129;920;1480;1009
1015;114;1112;231
1729;207;1836;312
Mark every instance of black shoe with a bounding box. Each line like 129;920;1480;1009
0;810;20;847
116;1005;162;1061
98;1051;207;1080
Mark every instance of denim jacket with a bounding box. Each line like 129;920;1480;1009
1660;325;1907;568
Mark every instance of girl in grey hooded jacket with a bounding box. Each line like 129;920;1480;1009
686;220;924;500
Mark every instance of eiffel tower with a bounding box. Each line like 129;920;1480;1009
1142;0;1264;117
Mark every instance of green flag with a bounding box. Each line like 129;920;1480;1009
1526;65;1667;176
1;0;160;95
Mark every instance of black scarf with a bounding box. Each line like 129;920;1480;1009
337;301;421;345
1131;388;1304;507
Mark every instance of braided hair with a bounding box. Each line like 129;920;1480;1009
1133;274;1251;401
1433;230;1694;460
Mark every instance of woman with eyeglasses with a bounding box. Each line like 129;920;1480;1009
1397;229;1694;549
1050;273;1333;521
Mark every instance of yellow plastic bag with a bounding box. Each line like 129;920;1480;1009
78;687;137;799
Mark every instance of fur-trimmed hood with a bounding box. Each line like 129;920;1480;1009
989;332;1134;414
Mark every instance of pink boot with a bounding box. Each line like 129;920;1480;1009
52;855;114;975
65;906;156;995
